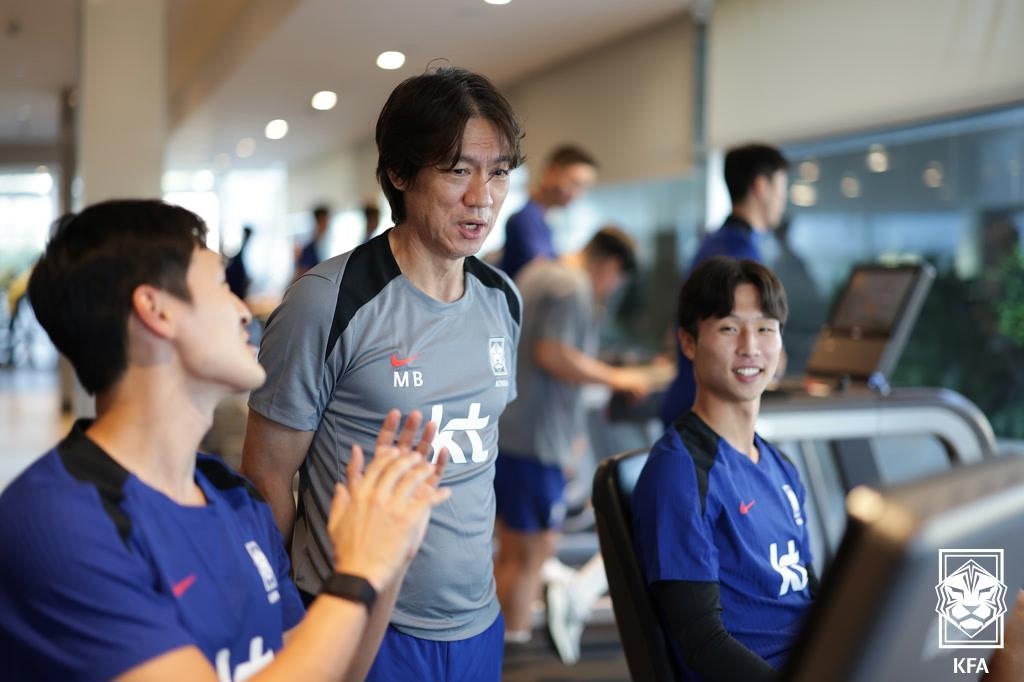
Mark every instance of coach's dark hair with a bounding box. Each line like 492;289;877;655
584;226;637;273
375;66;524;224
28;199;207;395
724;143;789;205
547;145;597;170
677;256;788;339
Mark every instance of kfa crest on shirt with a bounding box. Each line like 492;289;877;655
781;484;804;526
489;337;510;387
244;541;281;604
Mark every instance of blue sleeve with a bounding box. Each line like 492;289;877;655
501;206;554;279
0;489;194;680
632;436;719;584
659;354;695;427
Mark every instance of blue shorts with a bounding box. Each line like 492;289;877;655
494;452;566;532
365;613;504;682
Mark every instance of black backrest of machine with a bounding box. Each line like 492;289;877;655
593;448;682;682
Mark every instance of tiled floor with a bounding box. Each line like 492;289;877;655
0;367;71;491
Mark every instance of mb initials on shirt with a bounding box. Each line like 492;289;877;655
391;351;423;388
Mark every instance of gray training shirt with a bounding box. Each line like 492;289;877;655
249;231;521;641
499;259;599;469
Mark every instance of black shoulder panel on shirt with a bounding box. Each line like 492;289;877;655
464;256;521;325
196;456;265;502
673;412;721;515
326;231;402;361
57;420;133;549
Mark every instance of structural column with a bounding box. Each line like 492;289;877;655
71;0;167;417
78;0;166;205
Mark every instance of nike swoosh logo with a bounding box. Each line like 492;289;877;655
390;353;419;368
739;500;756;515
171;573;197;598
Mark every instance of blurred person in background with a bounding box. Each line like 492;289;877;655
498;145;598;280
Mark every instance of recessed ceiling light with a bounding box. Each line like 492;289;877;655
866;144;888;173
840;174;861;198
236;138;256;158
311;90;338;111
484;0;512;4
376;51;406;70
923;162;943;188
790;182;816;207
797;160;819;183
265;119;289;140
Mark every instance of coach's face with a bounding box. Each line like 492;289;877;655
391;117;512;261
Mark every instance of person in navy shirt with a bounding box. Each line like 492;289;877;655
498;145;597;280
295;204;331;278
660;144;789;427
0;199;450;682
633;256;816;681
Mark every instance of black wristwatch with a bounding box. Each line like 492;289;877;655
321;572;377;611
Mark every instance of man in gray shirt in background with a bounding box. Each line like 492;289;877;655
494;227;649;656
241;66;524;681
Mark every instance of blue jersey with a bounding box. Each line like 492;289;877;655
632;412;813;677
499;199;555;280
0;422;304;681
660;215;765;426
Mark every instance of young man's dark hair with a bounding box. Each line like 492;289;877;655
28;199;206;395
375;66;525;224
548;145;597;170
677;255;788;340
723;144;789;205
313;205;330;222
584;225;637;273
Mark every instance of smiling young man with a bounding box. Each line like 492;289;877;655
632;256;816;681
242;67;525;681
660;144;789;427
0;200;450;681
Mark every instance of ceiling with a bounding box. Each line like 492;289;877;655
0;0;692;174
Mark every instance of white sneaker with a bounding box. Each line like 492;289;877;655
541;557;576;584
545;581;583;665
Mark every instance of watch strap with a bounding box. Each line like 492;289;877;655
321;572;377;611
